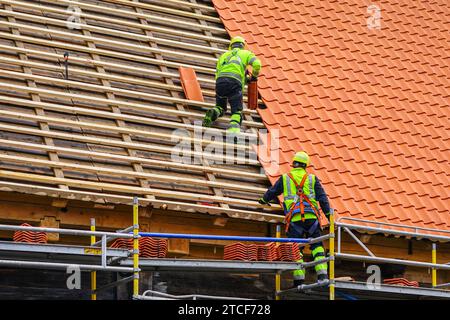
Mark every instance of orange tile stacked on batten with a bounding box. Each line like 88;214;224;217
213;0;449;234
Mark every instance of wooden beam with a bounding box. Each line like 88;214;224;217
0;54;217;97
0;0;227;44
50;0;225;33
101;0;222;23
0;193;274;235
3;4;69;191
0;67;257;117
0;123;259;165
0;181;283;222
0;140;265;181
0;153;266;193
0;82;262;128
0;169;278;210
150;0;215;12
0;31;215;74
40;216;60;241
0;9;226;54
0;21;217;64
51;199;68;208
0;109;254;153
0;43;215;85
0;95;257;140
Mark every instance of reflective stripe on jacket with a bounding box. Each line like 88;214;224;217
282;168;319;221
215;48;261;88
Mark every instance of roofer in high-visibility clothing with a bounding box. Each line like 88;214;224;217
258;151;331;287
202;36;262;134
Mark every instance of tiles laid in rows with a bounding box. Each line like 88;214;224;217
213;0;450;232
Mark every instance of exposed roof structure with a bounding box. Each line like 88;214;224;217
0;0;281;223
0;0;448;236
213;0;450;232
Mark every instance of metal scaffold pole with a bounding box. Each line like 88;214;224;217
90;218;97;301
275;224;281;300
132;196;140;299
329;210;335;301
432;243;437;287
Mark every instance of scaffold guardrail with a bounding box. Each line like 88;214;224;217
0;201;449;300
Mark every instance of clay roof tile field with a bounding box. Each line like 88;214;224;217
213;0;450;233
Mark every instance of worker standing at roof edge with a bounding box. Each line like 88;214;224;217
202;36;262;134
258;151;331;287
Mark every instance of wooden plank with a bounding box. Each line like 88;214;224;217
102;0;222;23
0;95;258;139
0;68;259;118
0;31;215;73
0;0;227;44
0;143;264;193
0;82;263;128
151;0;215;12
0;67;213;108
0;55;213;95
78;15;158;205
0;43;266;103
0;139;267;181
0;169;279;210
0;192;274;234
0;43;215;85
184;0;233;213
0;20;216;64
132;2;230;214
0;123;260;165
0;9;226;54
50;0;225;33
0;182;282;222
3;4;69;191
0;98;254;153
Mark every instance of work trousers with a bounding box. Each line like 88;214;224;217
287;219;328;281
213;77;243;124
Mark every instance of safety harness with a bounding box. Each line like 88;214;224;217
284;173;323;232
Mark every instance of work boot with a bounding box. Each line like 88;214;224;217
317;274;329;284
202;109;217;127
293;279;304;287
227;125;241;134
227;112;242;135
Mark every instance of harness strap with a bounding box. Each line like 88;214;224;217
284;173;307;232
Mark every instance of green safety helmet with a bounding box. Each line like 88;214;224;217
292;151;310;166
229;36;246;49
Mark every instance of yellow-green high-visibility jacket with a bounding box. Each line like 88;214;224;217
282;168;319;222
215;48;262;89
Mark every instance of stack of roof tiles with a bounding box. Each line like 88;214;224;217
13;223;47;244
223;242;258;261
110;238;133;249
257;242;279;261
384;278;419;287
277;243;302;261
213;0;450;235
110;238;168;258
224;242;302;262
139;237;168;258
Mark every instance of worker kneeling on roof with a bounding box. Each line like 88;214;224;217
203;36;262;134
259;151;331;287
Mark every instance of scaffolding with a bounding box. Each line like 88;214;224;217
0;202;449;300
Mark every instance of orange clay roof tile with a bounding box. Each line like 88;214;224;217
214;0;450;233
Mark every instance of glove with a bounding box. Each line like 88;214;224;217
246;74;257;83
245;70;257;83
258;197;270;205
